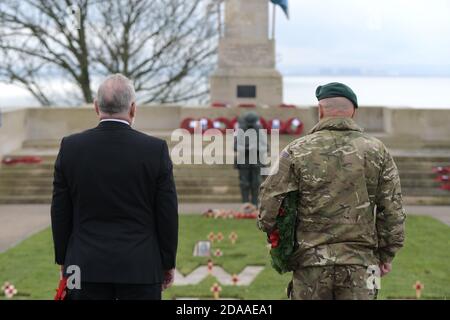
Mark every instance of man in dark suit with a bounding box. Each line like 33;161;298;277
51;74;178;300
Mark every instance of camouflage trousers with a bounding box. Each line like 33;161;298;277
289;265;378;300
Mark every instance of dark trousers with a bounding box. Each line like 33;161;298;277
67;282;162;300
238;166;261;205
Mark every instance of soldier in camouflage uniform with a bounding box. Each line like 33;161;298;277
258;83;406;300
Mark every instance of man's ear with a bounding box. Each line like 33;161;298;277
94;99;100;116
318;103;324;119
351;107;356;118
130;102;136;118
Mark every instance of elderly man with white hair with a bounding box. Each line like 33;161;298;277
51;74;178;300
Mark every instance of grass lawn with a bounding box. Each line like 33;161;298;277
0;215;448;300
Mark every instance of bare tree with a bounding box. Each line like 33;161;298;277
0;0;218;106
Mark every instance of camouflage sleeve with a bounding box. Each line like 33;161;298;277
258;147;299;233
375;146;406;263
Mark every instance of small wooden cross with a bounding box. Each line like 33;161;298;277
207;259;214;274
211;283;222;300
231;274;239;286
229;231;238;245
216;232;224;242
413;281;424;299
208;232;216;243
2;282;18;299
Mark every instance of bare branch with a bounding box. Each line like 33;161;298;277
0;0;218;106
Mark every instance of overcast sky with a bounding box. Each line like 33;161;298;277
274;0;450;75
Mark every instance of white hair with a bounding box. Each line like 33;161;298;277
96;74;136;114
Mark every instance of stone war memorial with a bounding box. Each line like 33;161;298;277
0;0;449;302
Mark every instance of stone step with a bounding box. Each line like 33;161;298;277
1;191;445;199
1;179;446;193
0;173;444;183
396;163;449;170
178;194;242;203
0;163;238;171
1;160;448;170
0;190;450;205
1;171;441;182
399;172;442;179
2;160;447;173
0;194;243;204
0;163;54;173
174;173;239;179
1;195;449;205
0;187;53;196
175;166;237;172
1;155;57;163
0;176;443;187
394;157;450;163
19;138;190;149
1;182;447;197
176;181;240;187
22;140;61;149
20;140;450;154
401;188;450;197
0;167;240;175
1;143;449;205
0;171;54;178
0;170;441;181
0;177;53;184
0;195;52;204
20;138;188;149
17;138;450;151
0;162;443;173
0;177;244;188
4;151;449;171
0;185;242;196
400;180;443;188
403;196;450;205
0;169;240;177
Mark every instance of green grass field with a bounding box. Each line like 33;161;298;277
0;215;448;299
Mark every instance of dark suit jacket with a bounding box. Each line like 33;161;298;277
51;121;178;284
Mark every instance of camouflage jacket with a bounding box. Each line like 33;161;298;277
258;117;406;268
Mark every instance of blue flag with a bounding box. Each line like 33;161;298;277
271;0;289;19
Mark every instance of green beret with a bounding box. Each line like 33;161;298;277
315;82;358;108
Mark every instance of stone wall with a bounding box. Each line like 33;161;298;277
1;105;450;157
0;108;27;157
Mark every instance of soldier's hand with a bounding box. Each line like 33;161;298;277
379;262;392;277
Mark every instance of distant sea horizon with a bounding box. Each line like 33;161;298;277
1;75;450;109
283;75;450;109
